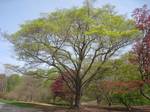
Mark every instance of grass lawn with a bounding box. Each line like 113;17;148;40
0;99;68;111
0;99;39;108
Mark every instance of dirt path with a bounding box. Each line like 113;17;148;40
0;102;44;112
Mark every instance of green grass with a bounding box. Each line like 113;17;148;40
0;99;69;111
0;99;37;108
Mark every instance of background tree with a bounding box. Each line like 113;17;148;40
85;54;140;105
6;4;138;108
6;74;22;92
6;75;46;102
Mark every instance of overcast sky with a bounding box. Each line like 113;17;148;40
0;0;150;73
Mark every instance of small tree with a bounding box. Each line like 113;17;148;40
51;74;74;106
99;80;144;111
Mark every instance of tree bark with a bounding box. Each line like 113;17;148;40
74;94;81;108
74;87;81;108
96;96;101;104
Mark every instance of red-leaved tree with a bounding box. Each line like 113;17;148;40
131;4;150;100
132;4;150;34
99;80;145;111
131;4;150;80
51;72;74;106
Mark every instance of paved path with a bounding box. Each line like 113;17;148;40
0;102;44;112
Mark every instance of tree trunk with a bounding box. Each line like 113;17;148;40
96;96;101;104
74;92;81;108
74;88;81;108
